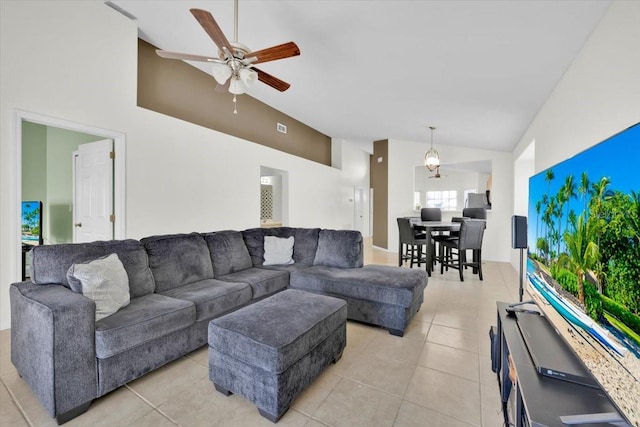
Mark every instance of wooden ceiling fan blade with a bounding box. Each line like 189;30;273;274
254;67;291;92
190;8;234;58
247;42;300;65
156;50;219;62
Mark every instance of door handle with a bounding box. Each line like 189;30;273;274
74;223;82;228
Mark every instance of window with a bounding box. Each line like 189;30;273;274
426;190;457;210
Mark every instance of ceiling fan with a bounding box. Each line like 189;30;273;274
155;0;300;96
428;166;446;179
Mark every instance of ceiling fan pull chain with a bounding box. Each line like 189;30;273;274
233;94;238;114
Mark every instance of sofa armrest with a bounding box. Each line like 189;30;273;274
10;281;97;418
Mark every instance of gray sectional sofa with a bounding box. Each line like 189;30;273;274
10;227;427;424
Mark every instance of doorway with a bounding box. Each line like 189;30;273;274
14;109;126;280
260;166;288;227
354;187;365;235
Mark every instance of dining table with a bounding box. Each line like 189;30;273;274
414;221;461;275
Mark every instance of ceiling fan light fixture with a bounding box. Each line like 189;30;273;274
424;126;440;172
211;63;232;85
239;68;258;87
228;76;246;95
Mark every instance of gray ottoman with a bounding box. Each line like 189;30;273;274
208;289;347;422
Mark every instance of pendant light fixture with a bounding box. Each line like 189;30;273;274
424;126;440;172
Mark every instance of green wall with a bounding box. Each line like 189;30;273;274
21;121;103;244
21;122;47;240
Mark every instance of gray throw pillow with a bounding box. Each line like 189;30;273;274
263;236;295;266
67;253;130;321
313;229;363;268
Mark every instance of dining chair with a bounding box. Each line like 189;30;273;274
432;216;466;268
458;209;486;267
439;219;486;281
420;208;442;221
419;208;442;267
462;207;487;220
397;217;428;268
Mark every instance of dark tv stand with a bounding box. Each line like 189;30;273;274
495;302;630;427
21;244;33;281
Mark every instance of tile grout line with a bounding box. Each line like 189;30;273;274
406;304;483;427
183;352;208;368
399;319;434;401
1;377;34;427
124;384;180;426
402;390;480;427
299;375;342;423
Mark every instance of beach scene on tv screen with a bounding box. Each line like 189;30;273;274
527;123;639;424
21;201;41;246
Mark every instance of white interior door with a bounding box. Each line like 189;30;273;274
354;187;364;234
73;139;113;243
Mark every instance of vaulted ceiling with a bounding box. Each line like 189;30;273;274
110;0;610;151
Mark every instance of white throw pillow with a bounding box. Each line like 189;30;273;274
67;253;130;321
263;236;295;266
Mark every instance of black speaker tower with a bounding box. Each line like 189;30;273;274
511;215;527;302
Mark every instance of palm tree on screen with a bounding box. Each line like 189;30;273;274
560;212;599;305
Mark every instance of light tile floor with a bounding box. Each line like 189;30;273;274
0;240;520;426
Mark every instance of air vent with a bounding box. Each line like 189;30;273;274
276;123;287;134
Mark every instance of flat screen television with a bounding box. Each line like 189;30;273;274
527;122;639;425
21;201;43;246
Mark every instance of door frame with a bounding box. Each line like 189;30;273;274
353;186;365;235
13;109;126;279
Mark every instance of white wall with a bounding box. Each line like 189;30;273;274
511;0;640;267
0;1;371;329
388;139;513;262
332;139;373;235
511;142;535;275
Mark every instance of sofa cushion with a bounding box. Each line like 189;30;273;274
290;228;321;265
67;253;130;321
243;227;320;266
30;239;155;298
313;229;363;268
263;236;295;266
161;279;252;322
290;265;426;307
218;268;289;300
142;233;213;293
95;293;195;359
202;230;252;276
